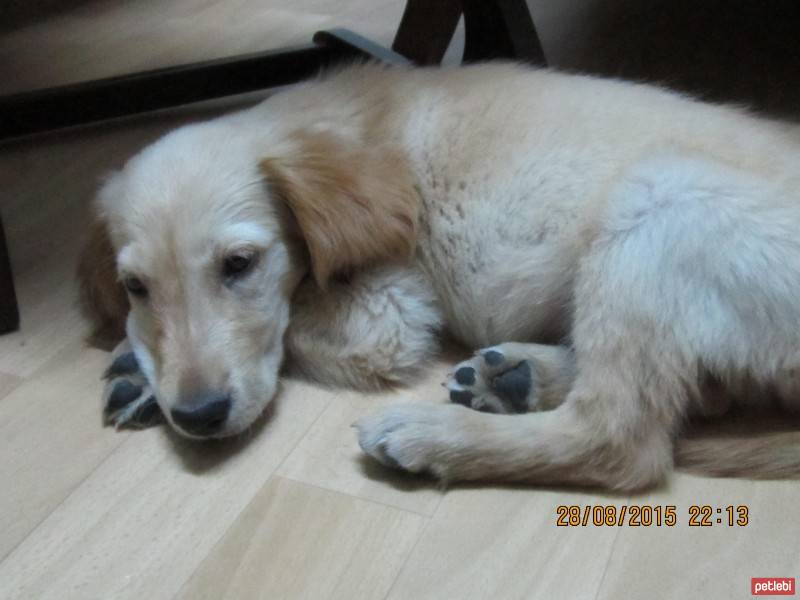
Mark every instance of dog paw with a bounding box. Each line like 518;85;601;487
355;403;471;479
102;351;163;429
445;346;537;414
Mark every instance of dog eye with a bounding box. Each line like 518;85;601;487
124;276;148;298
223;252;255;278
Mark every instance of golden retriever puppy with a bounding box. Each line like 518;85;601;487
79;63;800;490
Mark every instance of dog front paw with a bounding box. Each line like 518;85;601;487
102;351;163;429
355;403;472;479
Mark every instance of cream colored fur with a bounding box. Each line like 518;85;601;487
82;62;800;489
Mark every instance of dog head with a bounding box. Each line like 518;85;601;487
80;117;417;438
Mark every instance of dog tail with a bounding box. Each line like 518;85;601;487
675;423;800;479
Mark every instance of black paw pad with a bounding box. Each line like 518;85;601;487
449;389;474;406
454;366;476;386
483;350;505;366
103;352;141;380
491;361;533;413
106;380;143;413
127;396;164;428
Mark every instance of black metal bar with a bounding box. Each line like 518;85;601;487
314;29;412;66
0;213;20;334
0;42;362;141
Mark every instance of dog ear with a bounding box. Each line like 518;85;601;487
260;130;419;287
76;214;128;348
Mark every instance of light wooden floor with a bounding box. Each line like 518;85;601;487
1;2;799;599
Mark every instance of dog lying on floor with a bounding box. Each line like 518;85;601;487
78;62;800;491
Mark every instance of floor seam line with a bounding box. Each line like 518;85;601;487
381;508;436;600
277;473;439;518
591;495;631;600
167;401;333;600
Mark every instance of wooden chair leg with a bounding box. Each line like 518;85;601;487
462;0;546;64
392;0;463;65
0;214;20;334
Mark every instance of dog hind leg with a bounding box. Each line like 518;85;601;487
357;218;688;490
358;153;800;490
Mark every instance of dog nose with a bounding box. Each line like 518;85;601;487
171;391;231;436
